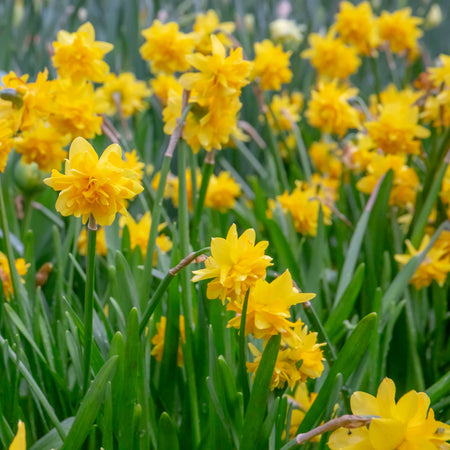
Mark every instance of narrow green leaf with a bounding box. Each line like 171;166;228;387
240;334;281;450
157;412;179;450
29;418;75;450
426;371;450;404
61;355;118;450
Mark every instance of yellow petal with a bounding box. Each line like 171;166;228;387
9;420;26;450
368;418;405;450
351;391;380;416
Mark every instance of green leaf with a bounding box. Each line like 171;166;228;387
115;250;140;311
426;371;450;404
240;334;281;450
29;418;75;450
61;355;118;450
157;412;179;450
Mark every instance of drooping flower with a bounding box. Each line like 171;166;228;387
150;73;183;105
44;137;143;226
227;270;315;339
251;40;292;91
365;102;430;155
77;227;108;256
0;252;29;300
301;30;361;79
204;171;241;212
394;235;450;289
328;378;450;450
14;120;69;171
140;20;195;74
180;35;251;99
192;10;235;55
9;420;26;450
192;223;273;302
52;22;113;83
95;72;150;118
119;212;172;264
334;1;379;56
378;8;423;57
309;140;342;180
151;316;186;367
305;80;360;137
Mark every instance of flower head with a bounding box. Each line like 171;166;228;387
267;91;304;131
150;74;183;105
140;20;194;74
95;72;150;118
328;377;450;450
204;171;241;212
309;140;342;180
0;252;29;300
227;270;315;339
269;19;305;47
334;1;379;55
305;80;360;137
252;40;292;91
429;54;450;87
0;120;14;172
302;30;361;79
192;224;273;302
44;137;143;226
52;22;113;83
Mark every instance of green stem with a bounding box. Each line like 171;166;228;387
178;145;201;447
0;177;22;297
239;289;250;411
191;152;215;245
21;195;33;238
82;218;97;394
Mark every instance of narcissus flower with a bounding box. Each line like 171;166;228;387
252;40;292;90
378;8;423;57
192;223;273;302
9;420;26;450
302;30;361;79
95;72;150;118
286;383;318;439
119;212;172;264
44;137;143;226
14;120;69;171
394;235;450;289
140;20;195;74
192;10;235;55
204;171;241;212
328;377;450;450
180;35;251;99
52;22;113;83
227;270;315;339
305;80;360;137
0;120;14;172
365;102;430;155
151;316;186;367
309;140;342;180
150;74;183;105
334;1;379;55
267;91;304;131
269;19;305;47
123;150;145;183
429;54;450;87
0;252;29;300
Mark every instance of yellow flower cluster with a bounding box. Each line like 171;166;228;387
275;177;335;236
44;137;143;226
193;224;323;390
328;378;450;449
267;91;304;132
395;233;450;290
151;316;186;367
0;252;29;300
204;171;241;212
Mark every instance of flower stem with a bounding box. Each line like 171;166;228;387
191;150;216;245
82;216;97;394
239;289;251;411
178;144;201;447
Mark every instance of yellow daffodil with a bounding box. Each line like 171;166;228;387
192;223;273;302
123;150;145;183
309;140;342;180
150;73;183;106
44;137;143;226
252;40;292;91
227;270;315;339
52;22;113;83
119;212;172;264
95;72;150;118
204;171;241;212
328;377;450;449
140;20;194;74
334;1;379;55
286;383;318;439
267;91;304;131
305;80;360;137
394;235;450;289
151;316;186;367
9;420;26;450
378;8;423;57
429;54;450;87
0;120;14;172
302;30;361;79
0;252;29;300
